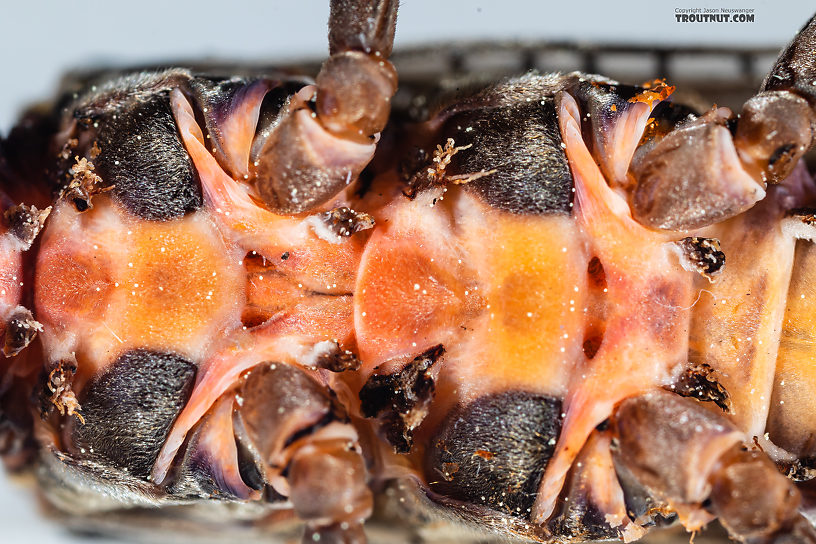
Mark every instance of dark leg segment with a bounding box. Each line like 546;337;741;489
327;0;397;57
708;447;815;544
612;391;816;543
227;363;372;543
251;0;398;214
762;14;816;103
289;440;372;544
629;13;816;230
317;0;398;140
733;91;813;185
735;13;816;184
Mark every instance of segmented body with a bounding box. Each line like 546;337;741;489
2;4;816;544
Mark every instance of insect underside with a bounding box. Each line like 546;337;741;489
3;2;816;544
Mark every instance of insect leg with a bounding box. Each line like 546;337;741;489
741;13;816;185
250;0;398;214
612;390;816;543
629;13;816;230
319;0;398;138
288;438;372;544
230;363;373;544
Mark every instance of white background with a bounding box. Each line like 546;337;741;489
0;0;814;542
1;0;814;130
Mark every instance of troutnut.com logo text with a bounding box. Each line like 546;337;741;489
675;8;755;23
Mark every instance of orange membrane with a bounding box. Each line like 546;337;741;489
354;195;478;365
353;180;588;403
444;203;588;401
149;91;365;484
34;199;245;382
531;92;694;523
